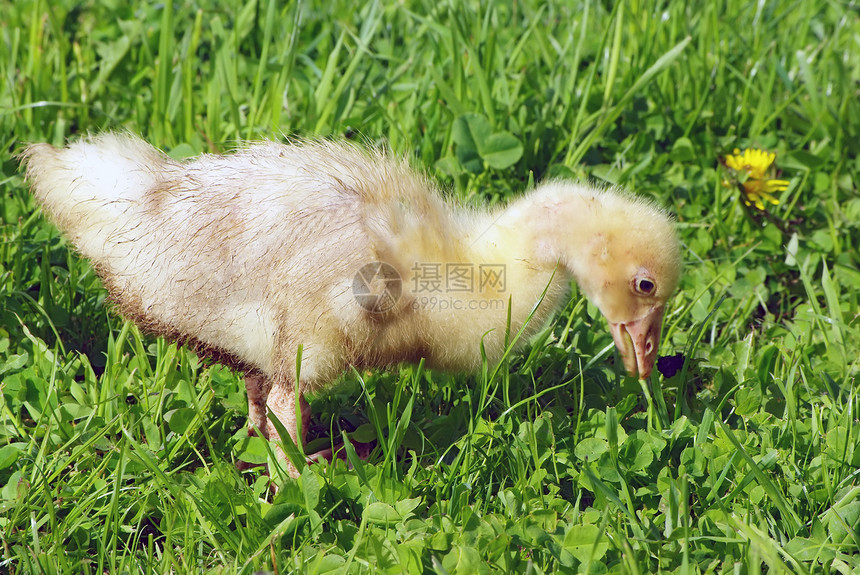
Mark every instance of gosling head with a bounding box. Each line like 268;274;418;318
588;235;680;380
537;183;681;378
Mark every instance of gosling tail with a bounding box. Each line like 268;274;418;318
20;133;171;260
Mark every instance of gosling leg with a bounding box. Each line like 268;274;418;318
265;380;310;478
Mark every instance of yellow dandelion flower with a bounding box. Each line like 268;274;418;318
725;148;775;179
739;178;789;210
723;148;790;211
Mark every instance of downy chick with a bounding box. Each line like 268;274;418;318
22;134;681;476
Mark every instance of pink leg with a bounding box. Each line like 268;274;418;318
264;381;309;478
265;378;374;470
242;373;307;478
244;373;373;477
237;373;271;472
244;373;270;436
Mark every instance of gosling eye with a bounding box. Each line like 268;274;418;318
634;276;656;296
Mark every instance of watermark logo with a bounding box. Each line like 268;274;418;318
411;263;507;294
352;262;402;313
353;262;507;313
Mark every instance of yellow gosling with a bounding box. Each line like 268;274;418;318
22;134;681;477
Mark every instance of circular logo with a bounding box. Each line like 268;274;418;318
352;262;402;313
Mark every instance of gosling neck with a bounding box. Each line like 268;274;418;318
493;183;608;275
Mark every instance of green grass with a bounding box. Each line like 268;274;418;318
2;0;859;572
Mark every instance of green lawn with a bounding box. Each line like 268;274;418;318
2;0;859;572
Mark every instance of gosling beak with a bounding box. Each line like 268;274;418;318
608;306;665;379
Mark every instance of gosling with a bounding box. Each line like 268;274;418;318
22;134;681;477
